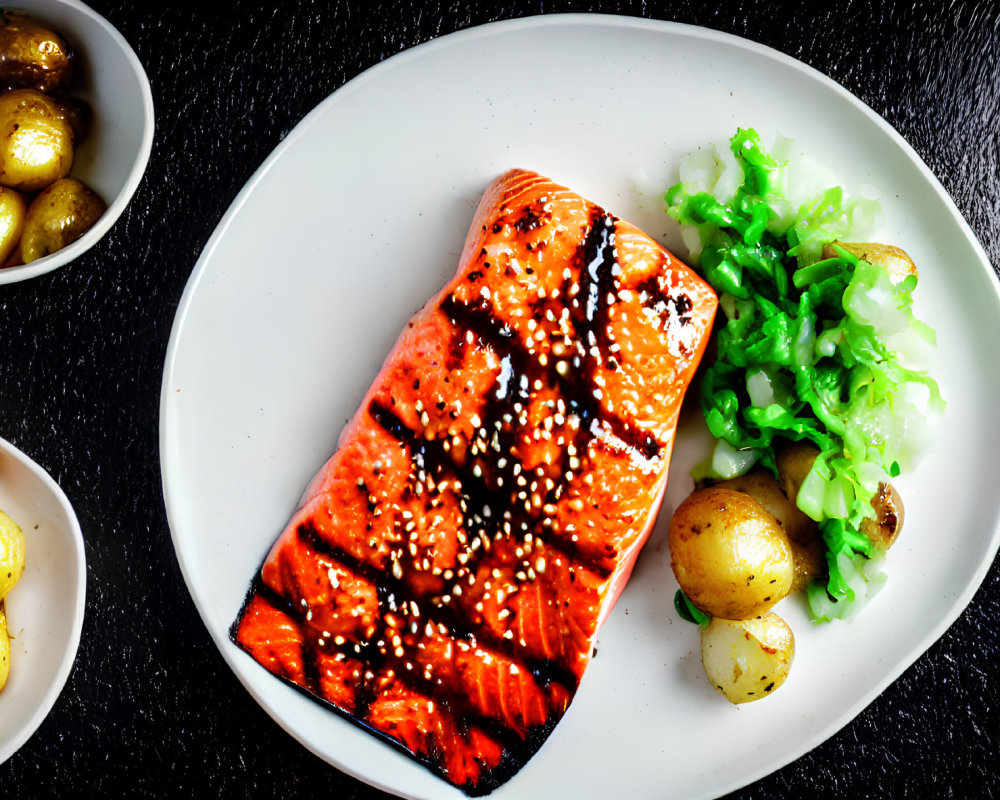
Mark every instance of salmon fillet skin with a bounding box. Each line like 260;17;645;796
231;169;718;794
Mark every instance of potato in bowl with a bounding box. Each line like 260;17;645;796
0;0;152;283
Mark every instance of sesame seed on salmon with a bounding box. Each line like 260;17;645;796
232;169;717;794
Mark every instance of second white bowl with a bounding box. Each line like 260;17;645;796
0;437;86;766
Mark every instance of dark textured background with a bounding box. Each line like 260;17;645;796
0;1;998;797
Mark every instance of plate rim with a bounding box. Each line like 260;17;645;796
159;12;1000;799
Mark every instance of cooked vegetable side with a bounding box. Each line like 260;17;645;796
663;128;943;703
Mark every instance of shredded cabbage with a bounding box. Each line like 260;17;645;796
666;128;943;621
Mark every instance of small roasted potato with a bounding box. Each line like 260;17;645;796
0;601;9;691
861;482;905;550
716;467;818;546
822;241;918;285
0;184;25;264
790;532;826;593
0;88;75;191
51;93;91;143
774;439;904;551
669;487;794;619
0;10;74;93
0;507;25;600
20;177;106;262
716;468;823;592
773;439;819;504
701;613;794;704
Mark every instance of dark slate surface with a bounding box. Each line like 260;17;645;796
0;1;997;797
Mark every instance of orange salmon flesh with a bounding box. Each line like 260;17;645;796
232;169;717;794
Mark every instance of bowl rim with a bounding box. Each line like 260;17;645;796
0;0;155;285
0;434;87;766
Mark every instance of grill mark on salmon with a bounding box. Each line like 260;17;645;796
244;565;569;754
440;292;660;464
232;169;717;794
238;590;530;785
368;396;614;580
293;520;581;691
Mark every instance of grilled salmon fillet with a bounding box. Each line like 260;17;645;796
232;169;717;794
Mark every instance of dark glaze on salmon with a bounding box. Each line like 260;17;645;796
232;170;718;794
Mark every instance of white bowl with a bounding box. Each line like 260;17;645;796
0;436;86;765
0;0;154;284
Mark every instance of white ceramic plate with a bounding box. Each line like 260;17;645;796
0;437;86;765
0;0;154;284
160;15;1000;800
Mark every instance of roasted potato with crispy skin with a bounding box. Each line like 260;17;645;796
717;467;824;592
822;241;917;285
717;467;817;546
0;507;24;601
790;533;826;593
774;439;904;551
19;177;106;262
669;487;793;619
860;482;905;550
701;613;794;704
51;93;90;143
0;184;25;263
774;439;819;507
0;10;73;93
0;88;74;191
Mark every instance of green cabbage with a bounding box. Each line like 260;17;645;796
667;128;943;622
